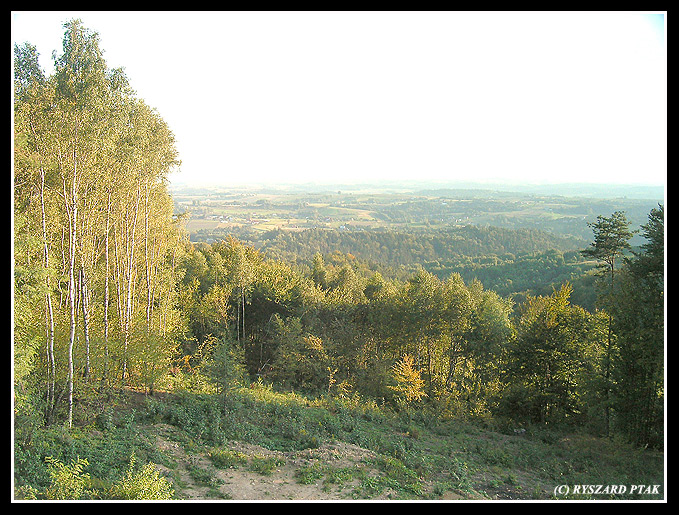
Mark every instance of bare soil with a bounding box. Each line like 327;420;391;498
148;423;407;501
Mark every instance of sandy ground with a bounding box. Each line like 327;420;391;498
148;423;409;501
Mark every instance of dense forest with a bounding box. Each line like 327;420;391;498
250;227;599;310
13;20;664;500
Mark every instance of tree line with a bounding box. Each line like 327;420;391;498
14;20;664;450
219;224;584;265
176;208;663;448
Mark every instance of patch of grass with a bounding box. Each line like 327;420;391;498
208;448;248;469
248;455;285;476
187;461;223;488
296;463;325;485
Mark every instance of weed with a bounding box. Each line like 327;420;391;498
187;462;223;488
208;448;248;469
358;476;383;498
325;466;356;486
296;463;325;485
248;455;285;476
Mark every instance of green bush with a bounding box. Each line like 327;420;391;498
248;455;285;476
109;454;175;500
43;456;91;500
296;463;325;484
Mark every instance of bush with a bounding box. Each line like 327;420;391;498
109;454;175;500
296;463;325;484
248;455;285;476
43;456;91;500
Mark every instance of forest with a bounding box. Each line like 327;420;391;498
13;20;664;501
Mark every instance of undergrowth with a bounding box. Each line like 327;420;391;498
14;385;665;500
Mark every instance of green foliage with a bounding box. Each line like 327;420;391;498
296;463;326;484
507;284;605;425
109;454;175;500
610;205;664;447
208;448;248;469
582;211;635;283
203;336;248;393
259;226;583;267
43;456;91;500
187;461;224;488
388;355;427;410
266;315;334;393
248;455;286;475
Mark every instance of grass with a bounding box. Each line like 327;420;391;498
14;386;665;500
248;455;286;476
208;448;248;469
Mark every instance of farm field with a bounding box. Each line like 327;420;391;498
172;183;662;244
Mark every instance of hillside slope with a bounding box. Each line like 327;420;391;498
66;388;664;501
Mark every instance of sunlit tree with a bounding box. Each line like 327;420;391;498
582;211;634;435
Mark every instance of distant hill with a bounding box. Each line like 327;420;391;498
172;180;664;201
257;225;584;267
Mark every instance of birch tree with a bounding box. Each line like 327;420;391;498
14;42;59;422
14;18;183;425
52;19;110;426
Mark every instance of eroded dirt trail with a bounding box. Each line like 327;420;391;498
147;423;392;500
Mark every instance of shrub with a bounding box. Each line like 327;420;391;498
41;456;92;500
248;455;285;475
109;454;175;500
296;463;325;484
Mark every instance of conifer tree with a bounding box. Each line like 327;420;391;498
581;211;634;436
611;205;664;446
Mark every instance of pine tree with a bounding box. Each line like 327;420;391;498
581;211;634;436
611;205;664;447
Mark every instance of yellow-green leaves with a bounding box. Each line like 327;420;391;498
388;354;427;408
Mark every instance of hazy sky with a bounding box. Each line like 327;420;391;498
12;11;666;188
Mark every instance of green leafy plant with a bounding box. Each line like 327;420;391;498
248;455;285;476
43;456;91;500
209;448;248;469
296;463;325;484
109;454;175;500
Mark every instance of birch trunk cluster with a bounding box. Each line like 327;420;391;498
14;20;183;426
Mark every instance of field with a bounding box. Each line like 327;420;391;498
172;182;662;244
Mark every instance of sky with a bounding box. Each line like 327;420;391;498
11;11;666;188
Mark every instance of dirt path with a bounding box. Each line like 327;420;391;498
147;423;399;501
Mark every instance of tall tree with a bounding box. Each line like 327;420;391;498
52;19;110;426
582;211;634;289
504;284;604;425
14;42;59;423
581;211;634;436
611;205;664;447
